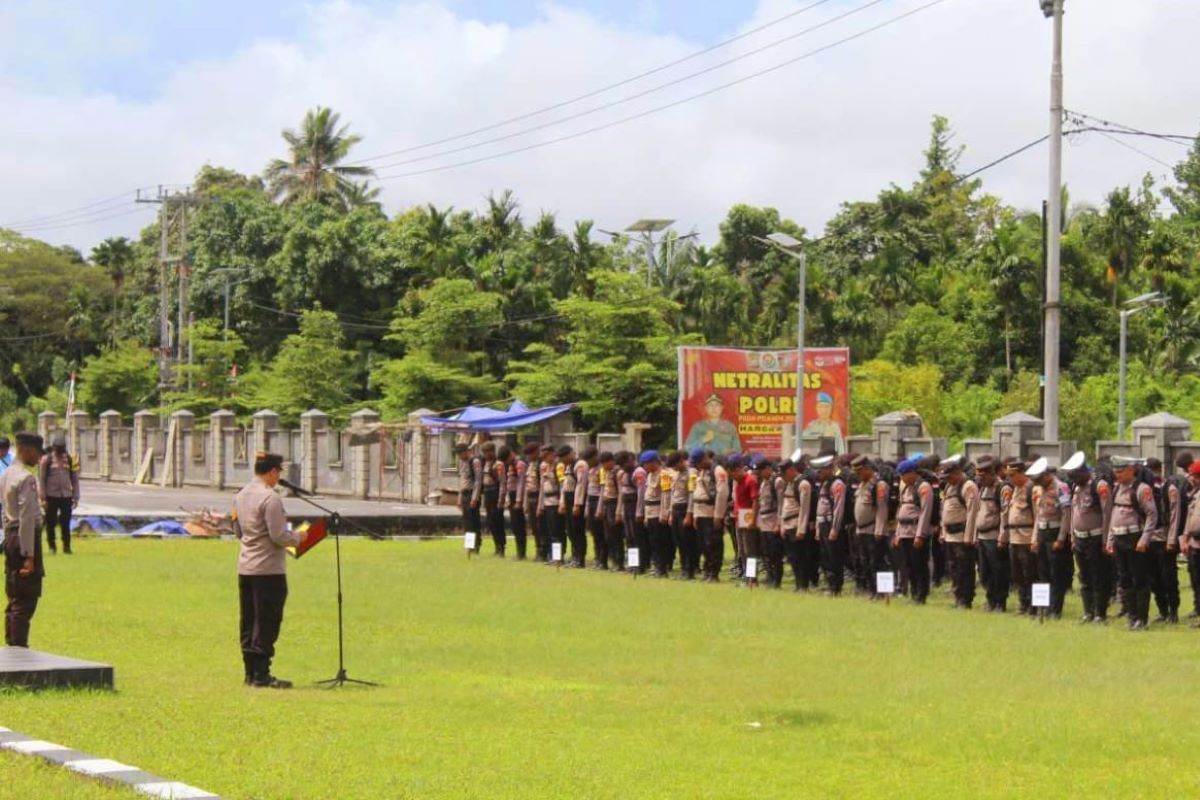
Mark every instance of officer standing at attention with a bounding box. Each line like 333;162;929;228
4;433;44;648
972;455;1009;612
893;458;933;604
502;446;527;560
1064;452;1112;624
1027;457;1072;619
40;433;80;555
1000;460;1036;616
456;443;482;553
779;460;806;591
939;456;979;610
666;452;694;579
850;455;889;597
1146;457;1181;624
813;455;847;596
236;453;307;688
480;442;505;557
1183;461;1200;627
637;451;669;577
686;448;729;582
555;446;579;567
1105;456;1158;631
570;447;596;569
754;456;784;588
537;446;562;563
520;443;542;561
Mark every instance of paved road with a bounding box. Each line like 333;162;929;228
77;480;458;520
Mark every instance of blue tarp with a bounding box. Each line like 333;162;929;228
71;516;127;534
131;520;190;537
421;401;573;431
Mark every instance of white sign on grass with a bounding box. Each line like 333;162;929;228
1032;583;1051;608
464;532;477;550
745;557;758;579
627;548;641;569
551;542;563;562
876;571;895;595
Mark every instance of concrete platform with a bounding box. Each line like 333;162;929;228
0;647;114;689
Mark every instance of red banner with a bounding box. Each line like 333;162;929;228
677;347;850;458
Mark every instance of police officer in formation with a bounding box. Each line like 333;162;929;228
457;441;1198;631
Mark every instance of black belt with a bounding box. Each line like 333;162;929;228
976;525;999;534
944;522;966;534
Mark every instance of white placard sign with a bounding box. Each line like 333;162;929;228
551;542;563;562
464;532;477;550
1032;583;1051;608
627;548;641;569
876;571;895;595
745;557;759;579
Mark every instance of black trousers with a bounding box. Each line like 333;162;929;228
931;536;946;586
853;533;875;592
791;530;819;589
1188;539;1200;614
1073;535;1110;619
508;492;527;559
568;496;592;566
461;499;482;553
524;500;541;560
978;539;1010;610
1149;541;1180;618
673;505;697;577
1009;543;1035;613
648;515;672;575
763;531;785;588
603;499;623;569
898;538;930;602
819;525;845;594
483;488;505;555
697;517;724;579
1032;539;1069;616
587;497;607;567
5;528;42;648
44;497;73;550
238;574;288;679
947;542;976;608
1112;534;1152;625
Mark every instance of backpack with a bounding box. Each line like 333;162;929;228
919;469;942;527
867;462;901;520
1166;474;1191;539
1122;466;1167;529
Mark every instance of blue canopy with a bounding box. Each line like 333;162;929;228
421;401;573;431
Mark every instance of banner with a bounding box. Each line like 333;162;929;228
677;346;850;458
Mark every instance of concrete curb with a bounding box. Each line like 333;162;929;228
0;726;219;798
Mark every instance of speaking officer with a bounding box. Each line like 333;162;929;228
973;455;1009;612
939;455;979;610
1064;452;1112;624
893;458;933;604
1105;456;1158;631
4;433;44;647
236;453;308;688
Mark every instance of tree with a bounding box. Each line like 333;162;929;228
264;107;375;210
165;319;249;416
90;236;135;345
77;342;158;415
249;309;357;422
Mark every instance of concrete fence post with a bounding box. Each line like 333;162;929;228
98;410;121;481
210;410;235;490
37;410;57;443
350;408;380;500
68;410;89;461
170;410;195;488
252;409;279;458
299;409;328;494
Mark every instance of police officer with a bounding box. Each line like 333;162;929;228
554;446;579;568
939;455;979;610
755;456;785;588
686;448;729;582
614;452;640;572
235;452;308;688
850;456;889;597
503;446;527;560
1026;457;1071;619
1000;460;1036;615
1106;456;1158;631
893;458;933;604
729;455;757;583
812;455;847;596
4;433;44;648
663;452;690;578
480;442;505;557
537;445;561;563
520;443;542;561
638;451;670;577
1064;451;1112;624
570;447;597;569
973;455;1009;612
1146;457;1181;623
598;451;620;570
1183;461;1200;626
779;460;804;591
456;443;483;553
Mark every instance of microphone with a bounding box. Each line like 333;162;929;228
279;478;313;497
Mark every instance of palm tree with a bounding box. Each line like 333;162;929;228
264;107;374;209
90;236;134;345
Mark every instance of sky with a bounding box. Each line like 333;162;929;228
1;0;1198;251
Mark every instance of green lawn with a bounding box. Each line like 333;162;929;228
2;538;1199;799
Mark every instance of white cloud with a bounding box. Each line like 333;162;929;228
1;0;1197;251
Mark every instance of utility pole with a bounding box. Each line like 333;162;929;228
1041;0;1065;442
136;186;200;396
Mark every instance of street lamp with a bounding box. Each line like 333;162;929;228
598;219;697;286
754;232;807;442
1118;291;1164;439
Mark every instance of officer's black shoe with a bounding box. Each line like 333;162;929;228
1154;614;1168;624
1168;613;1179;624
1094;616;1108;625
1187;610;1200;619
1127;619;1144;631
1079;614;1094;624
48;543;57;555
252;675;294;689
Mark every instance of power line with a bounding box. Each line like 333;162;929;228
1092;130;1174;169
0;188;148;229
957;135;1049;183
350;0;840;165
369;0;890;172
1066;110;1195;146
376;0;953;182
9;205;154;235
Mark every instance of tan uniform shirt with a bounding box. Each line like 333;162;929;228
757;476;785;534
1032;478;1071;548
1000;483;1034;546
1106;481;1158;549
895;480;933;541
782;477;804;533
236;477;300;576
853;477;889;538
1070;479;1110;542
2;464;41;557
942;479;979;544
1157;482;1182;547
1185;485;1200;539
973;483;1003;541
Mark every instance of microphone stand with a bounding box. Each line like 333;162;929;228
285;487;379;688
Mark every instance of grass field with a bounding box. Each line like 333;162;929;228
2;537;1200;799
